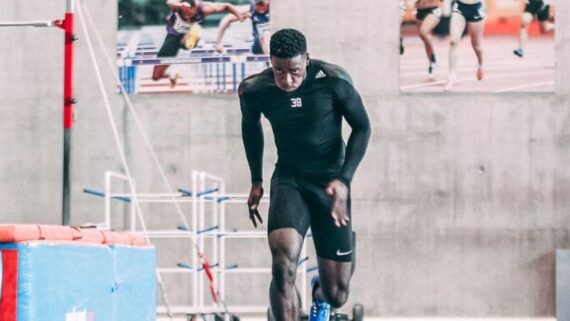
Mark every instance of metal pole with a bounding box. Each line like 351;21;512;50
0;2;76;225
62;0;76;225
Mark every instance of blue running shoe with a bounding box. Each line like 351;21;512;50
513;48;524;58
310;275;331;321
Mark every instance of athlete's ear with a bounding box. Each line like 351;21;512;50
305;53;310;66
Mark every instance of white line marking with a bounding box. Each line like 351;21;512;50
401;70;554;90
493;81;555;93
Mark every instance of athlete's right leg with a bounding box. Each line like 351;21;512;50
418;14;441;79
418;14;440;63
269;229;305;321
152;34;181;81
152;65;170;82
515;12;533;57
267;171;311;321
446;12;466;91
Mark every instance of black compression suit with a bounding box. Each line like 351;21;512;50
238;59;371;261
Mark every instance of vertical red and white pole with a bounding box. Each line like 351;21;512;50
57;0;76;225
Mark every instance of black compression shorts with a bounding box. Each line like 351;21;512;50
453;1;485;22
267;168;354;262
525;2;550;22
416;7;442;21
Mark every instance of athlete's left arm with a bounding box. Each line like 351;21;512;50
334;78;371;187
202;2;250;21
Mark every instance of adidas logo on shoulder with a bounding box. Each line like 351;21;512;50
315;70;326;79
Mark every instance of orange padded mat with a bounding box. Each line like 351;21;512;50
0;224;146;246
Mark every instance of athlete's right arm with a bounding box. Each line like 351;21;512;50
239;83;265;227
215;6;249;53
203;2;250;21
239;84;264;185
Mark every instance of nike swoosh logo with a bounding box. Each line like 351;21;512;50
336;249;353;256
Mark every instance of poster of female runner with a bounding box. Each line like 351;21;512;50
117;0;270;94
400;0;555;93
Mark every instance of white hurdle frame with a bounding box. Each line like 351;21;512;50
95;170;310;315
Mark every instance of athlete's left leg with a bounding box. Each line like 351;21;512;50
468;19;485;81
515;12;533;57
540;20;554;34
305;179;355;321
181;24;202;50
310;232;356;321
314;257;354;308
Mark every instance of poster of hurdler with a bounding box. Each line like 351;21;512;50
400;0;555;93
117;0;270;94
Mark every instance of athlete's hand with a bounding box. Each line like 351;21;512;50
247;182;264;228
236;11;251;22
214;42;224;54
325;180;350;228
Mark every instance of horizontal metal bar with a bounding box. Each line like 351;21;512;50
197;225;218;234
197;188;219;197
128;55;270;66
0;21;55;27
138;230;267;239
119;48;252;56
159;267;271;274
177;188;219;197
109;192;185;198
83;188;131;203
158;266;315;274
178;188;193;196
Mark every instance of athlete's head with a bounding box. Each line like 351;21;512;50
254;0;269;14
180;0;196;7
270;28;310;92
179;0;198;17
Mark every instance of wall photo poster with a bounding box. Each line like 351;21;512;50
400;0;555;93
118;0;270;94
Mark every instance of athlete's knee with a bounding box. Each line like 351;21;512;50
419;27;431;40
471;42;482;53
321;280;350;308
449;38;460;47
152;66;165;81
182;25;202;50
271;255;297;292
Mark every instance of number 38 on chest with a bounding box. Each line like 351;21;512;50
290;97;302;108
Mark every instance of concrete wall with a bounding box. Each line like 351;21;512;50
1;0;570;317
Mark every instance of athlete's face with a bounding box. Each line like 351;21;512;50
271;54;309;92
180;4;197;19
254;1;269;14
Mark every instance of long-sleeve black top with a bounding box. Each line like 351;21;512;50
239;59;371;186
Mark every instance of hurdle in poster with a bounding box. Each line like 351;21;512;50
118;55;270;94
